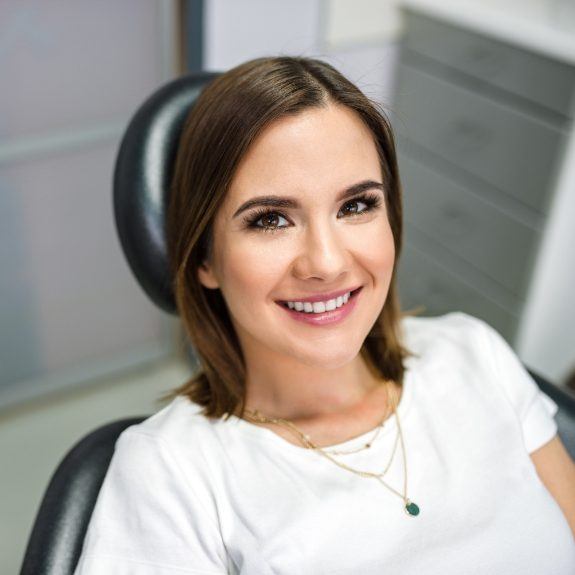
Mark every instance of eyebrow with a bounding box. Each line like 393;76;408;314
232;180;386;219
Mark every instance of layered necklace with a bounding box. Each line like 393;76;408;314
242;380;420;517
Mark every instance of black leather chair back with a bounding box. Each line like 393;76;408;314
114;71;219;313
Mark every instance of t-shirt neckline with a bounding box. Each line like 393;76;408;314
226;370;415;454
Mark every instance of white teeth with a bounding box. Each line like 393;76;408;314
284;291;353;314
312;301;326;313
325;299;337;311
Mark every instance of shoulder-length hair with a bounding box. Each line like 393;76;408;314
165;56;411;419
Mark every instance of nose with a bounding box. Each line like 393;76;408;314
292;219;352;283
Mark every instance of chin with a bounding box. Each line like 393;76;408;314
287;340;363;369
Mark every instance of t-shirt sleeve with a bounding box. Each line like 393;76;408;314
74;429;229;575
473;315;559;454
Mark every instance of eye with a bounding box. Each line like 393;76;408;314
339;198;368;217
244;210;290;233
338;193;382;219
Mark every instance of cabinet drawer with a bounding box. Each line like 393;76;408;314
403;10;575;118
395;63;565;213
398;242;518;342
398;153;540;297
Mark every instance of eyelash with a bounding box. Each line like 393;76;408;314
243;192;384;234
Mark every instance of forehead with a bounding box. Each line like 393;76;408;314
225;103;381;207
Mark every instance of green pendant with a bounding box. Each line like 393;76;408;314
405;501;420;516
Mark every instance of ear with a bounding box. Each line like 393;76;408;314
197;260;220;290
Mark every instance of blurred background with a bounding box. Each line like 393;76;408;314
1;0;574;571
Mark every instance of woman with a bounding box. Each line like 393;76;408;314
75;56;575;574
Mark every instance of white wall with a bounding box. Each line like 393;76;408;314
517;118;575;383
0;0;178;410
204;0;401;107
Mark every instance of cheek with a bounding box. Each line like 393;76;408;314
380;226;396;273
218;238;286;306
355;219;396;279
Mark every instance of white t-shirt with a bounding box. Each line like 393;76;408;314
74;312;575;574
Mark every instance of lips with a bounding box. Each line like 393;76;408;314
277;286;362;305
275;287;362;310
278;285;362;326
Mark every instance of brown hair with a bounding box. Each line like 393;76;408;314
165;56;412;419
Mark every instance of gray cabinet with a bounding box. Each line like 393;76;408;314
393;7;575;343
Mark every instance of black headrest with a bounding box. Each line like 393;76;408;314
113;72;220;314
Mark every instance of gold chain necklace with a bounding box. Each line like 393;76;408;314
313;381;392;456
324;417;386;456
243;381;420;517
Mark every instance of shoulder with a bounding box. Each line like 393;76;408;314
401;309;487;339
106;396;224;520
115;395;221;468
399;310;533;392
401;312;560;454
77;396;230;573
400;310;490;370
125;394;214;439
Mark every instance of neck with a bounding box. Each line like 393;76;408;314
241;350;383;422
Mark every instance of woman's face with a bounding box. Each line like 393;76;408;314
198;102;395;370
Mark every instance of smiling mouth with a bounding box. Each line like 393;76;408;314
276;286;363;315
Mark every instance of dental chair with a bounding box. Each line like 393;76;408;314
19;72;575;575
